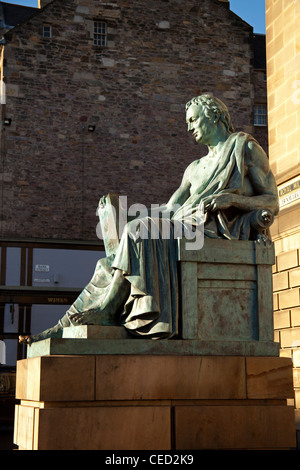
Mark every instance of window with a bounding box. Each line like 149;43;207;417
0;80;6;105
254;104;267;126
93;21;107;46
43;25;52;38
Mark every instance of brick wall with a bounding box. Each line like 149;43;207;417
0;0;255;241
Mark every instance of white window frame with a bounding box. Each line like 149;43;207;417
0;80;6;105
93;21;107;46
254;104;268;126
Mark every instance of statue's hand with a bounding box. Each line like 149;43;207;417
98;195;107;209
261;209;272;224
203;193;235;212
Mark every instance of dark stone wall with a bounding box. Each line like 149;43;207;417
1;0;255;240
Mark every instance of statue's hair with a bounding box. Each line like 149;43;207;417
185;94;234;133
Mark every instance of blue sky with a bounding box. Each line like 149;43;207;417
230;0;266;34
4;0;266;34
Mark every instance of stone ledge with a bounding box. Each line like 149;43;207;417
16;355;294;403
14;402;296;450
62;325;130;339
178;238;275;265
26;337;280;358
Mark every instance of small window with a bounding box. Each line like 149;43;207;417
0;80;6;105
93;21;107;46
254;104;267;126
43;25;52;38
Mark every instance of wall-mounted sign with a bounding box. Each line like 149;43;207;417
35;264;50;272
278;175;300;209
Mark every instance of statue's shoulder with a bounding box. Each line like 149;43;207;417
185;158;199;173
230;131;254;143
234;133;269;169
229;132;262;157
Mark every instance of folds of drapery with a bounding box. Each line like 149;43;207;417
67;132;262;338
67;218;180;338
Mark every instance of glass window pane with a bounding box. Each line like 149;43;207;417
43;25;51;38
93;21;107;46
254;105;267;126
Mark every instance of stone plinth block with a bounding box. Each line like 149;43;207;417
95;355;247;401
14;355;297;450
26;337;279;358
16;355;95;402
14;405;170;451
178;239;276;345
175;405;296;450
246;357;295;399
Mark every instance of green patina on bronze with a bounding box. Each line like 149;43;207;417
20;95;279;346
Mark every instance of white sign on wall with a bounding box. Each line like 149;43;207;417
0;340;6;364
278;175;300;209
35;264;50;272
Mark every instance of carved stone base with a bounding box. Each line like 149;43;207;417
26;336;280;358
15;239;287;449
178;238;276;343
14;355;296;450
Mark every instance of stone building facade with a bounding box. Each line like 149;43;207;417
0;0;257;242
266;0;300;445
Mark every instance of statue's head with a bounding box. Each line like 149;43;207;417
185;94;234;134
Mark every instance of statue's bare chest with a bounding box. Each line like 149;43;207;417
189;156;218;192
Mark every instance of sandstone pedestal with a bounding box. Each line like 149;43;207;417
13;240;297;449
14;354;296;450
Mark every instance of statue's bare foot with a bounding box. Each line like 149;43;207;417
69;270;130;326
18;323;63;344
19;335;32;345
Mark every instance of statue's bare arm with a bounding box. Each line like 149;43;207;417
203;141;279;215
165;165;192;212
244;140;279;214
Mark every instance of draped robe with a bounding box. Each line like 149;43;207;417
67;132;263;338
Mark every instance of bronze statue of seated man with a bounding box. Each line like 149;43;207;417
19;94;279;344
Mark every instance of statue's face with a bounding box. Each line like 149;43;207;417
186;104;215;145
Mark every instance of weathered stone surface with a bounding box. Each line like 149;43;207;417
175;405;296;450
1;0;256;240
62;325;130;339
16;355;95;401
14;354;296;450
246;356;295;399
26;337;279;358
15;404;171;450
179;239;276;346
95;355;247;401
